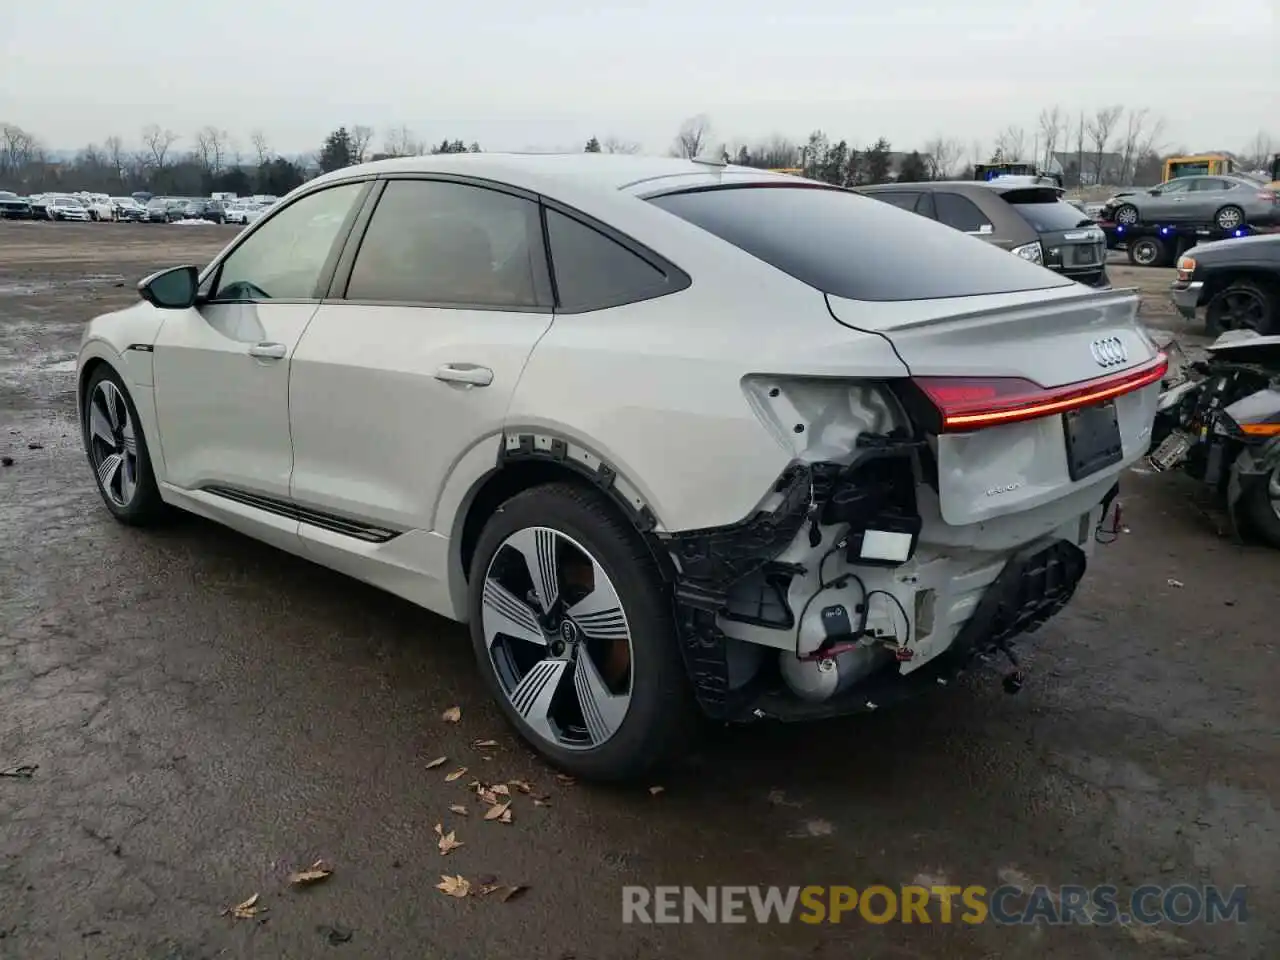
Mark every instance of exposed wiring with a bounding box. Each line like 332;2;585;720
793;536;867;660
863;589;912;650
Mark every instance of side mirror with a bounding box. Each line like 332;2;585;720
1149;188;1162;196
138;265;199;309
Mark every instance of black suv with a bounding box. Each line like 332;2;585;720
184;199;226;224
857;181;1110;288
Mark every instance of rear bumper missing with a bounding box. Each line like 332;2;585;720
740;537;1088;722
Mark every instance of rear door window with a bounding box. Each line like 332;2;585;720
868;191;921;212
647;185;1069;302
933;193;993;233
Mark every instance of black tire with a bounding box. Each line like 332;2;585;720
1127;236;1164;267
1204;279;1277;336
1113;203;1139;226
467;482;696;781
81;365;168;526
1241;462;1280;550
1214;205;1245;231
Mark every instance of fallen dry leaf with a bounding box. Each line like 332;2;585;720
436;874;471;898
449;804;469;816
555;774;576;785
490;783;510;797
533;796;551;807
445;767;468;782
224;893;265;919
484;801;511;821
478;882;500;896
442;706;462;723
648;786;665;796
472;738;500;749
499;807;513;824
477;787;498;805
287;860;333;886
424;756;448;769
437;829;464;856
508;780;534;794
495;884;528;902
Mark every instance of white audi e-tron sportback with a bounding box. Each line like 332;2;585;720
78;154;1166;780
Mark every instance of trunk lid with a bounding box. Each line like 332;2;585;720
827;286;1163;527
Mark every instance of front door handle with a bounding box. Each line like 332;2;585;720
435;363;494;387
248;342;287;360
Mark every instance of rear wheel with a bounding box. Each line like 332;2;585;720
1128;236;1165;267
1204;279;1277;335
1242;464;1280;549
1214;205;1245;231
467;483;695;781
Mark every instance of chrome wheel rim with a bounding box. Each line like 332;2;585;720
1116;206;1138;225
482;526;633;751
86;380;138;508
1269;468;1280;522
1217;207;1242;229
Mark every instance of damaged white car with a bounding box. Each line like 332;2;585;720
76;154;1166;780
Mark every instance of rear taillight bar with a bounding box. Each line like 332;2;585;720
909;353;1169;433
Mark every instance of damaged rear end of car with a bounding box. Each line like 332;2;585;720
645;181;1165;722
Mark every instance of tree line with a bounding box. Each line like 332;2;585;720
2;109;1274;198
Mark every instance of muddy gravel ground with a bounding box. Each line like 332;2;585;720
1;224;1277;960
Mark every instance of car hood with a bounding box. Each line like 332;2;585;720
1188;233;1280;263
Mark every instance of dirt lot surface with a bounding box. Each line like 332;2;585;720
2;224;1277;959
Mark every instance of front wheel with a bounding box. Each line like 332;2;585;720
1205;279;1277;335
1113;204;1139;226
468;483;695;781
1241;463;1280;549
81;366;168;525
1127;236;1165;267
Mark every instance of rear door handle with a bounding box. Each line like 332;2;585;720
434;363;494;387
248;342;287;360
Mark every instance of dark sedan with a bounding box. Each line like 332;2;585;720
0;191;33;219
183;199;226;223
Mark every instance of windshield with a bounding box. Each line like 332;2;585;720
648;184;1069;302
52;196;80;205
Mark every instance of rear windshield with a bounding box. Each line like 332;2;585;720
647;185;1070;301
997;189;1096;232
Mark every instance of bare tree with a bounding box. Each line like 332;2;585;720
0;123;40;176
1037;105;1065;172
602;135;642;155
672;115;712;159
383;125;425;157
1085;105;1123;185
250;129;272;166
1074;111;1086;185
103;135;128;184
923;136;962;179
1245;130;1274;170
140;124;179;169
1117;108;1166;185
994;125;1028;162
967;139;985;171
350;125;375;164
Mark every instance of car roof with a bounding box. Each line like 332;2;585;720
307;153;798;197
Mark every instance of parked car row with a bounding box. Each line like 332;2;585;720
0;191;276;224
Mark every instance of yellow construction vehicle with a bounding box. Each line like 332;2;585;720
1163;153;1235;181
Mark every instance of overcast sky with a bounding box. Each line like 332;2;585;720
3;0;1276;158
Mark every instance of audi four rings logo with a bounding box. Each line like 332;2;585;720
1090;336;1128;367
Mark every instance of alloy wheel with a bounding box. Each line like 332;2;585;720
87;380;139;508
1115;206;1138;225
481;526;633;750
1213;289;1266;331
1216;207;1243;230
1269;468;1280;522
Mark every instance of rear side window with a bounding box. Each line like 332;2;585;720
545;209;676;312
648;186;1069;302
869;191;921;212
933;193;993;233
346;180;544;308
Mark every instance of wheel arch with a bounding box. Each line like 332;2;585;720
1201;268;1280;307
446;431;669;622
